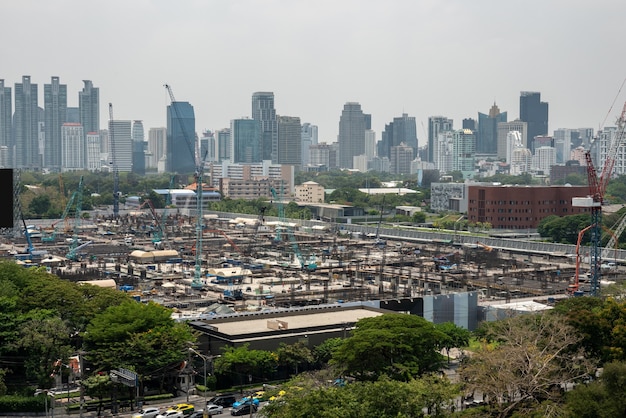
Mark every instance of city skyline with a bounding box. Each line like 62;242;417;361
1;1;625;144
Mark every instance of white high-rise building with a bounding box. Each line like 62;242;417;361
510;148;532;175
433;131;454;173
61;123;84;171
147;127;167;169
506;131;525;164
532;146;556;173
498;120;528;159
364;129;376;158
301;123;318;166
108;120;132;172
86;132;101;171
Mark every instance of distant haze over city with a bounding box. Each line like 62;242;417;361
2;1;626;142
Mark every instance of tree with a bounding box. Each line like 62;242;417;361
459;312;595;417
28;195;51;217
84;301;195;381
312;338;343;367
261;374;459;418
435;322;470;364
331;314;445;381
213;344;277;387
276;341;313;375
565;361;626;418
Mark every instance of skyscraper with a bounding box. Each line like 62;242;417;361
428;116;453;162
378;113;418;159
277;116;301;168
390;143;414;174
14;76;40;170
166;101;196;174
108;120;132;172
216;128;231;162
61;123;84;171
338;102;368;169
497;120;528;159
453;129;476;174
301;123;318;166
251;92;277;161
147;127;167;170
0;80;11;167
520;91;548;153
44;76;67;171
231;119;261;163
79;80;99;137
477;103;507;155
132;120;145;175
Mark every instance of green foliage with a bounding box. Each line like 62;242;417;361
537;213;591;244
276;341;313;375
565;361;626;418
261;374;459;418
28;194;51;217
0;394;47;413
331;314;445;381
480;172;536;185
84;301;195;377
313;338;343;367
214;344;277;385
435;322;470;363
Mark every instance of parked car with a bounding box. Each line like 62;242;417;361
205;404;224;415
187;411;205;418
231;404;257;416
232;397;260;408
208;394;237;408
156;411;183;418
132;407;161;418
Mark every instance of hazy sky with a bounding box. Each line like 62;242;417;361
3;0;626;144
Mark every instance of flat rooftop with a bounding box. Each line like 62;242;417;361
211;307;384;336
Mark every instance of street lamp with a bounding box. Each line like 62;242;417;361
189;347;208;417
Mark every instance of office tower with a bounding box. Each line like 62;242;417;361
301;123;318;166
434;131;454;173
200;130;216;163
364;129;376;158
216;128;231;162
378;113;418;159
166;101;196;174
251;92;277;161
61;123;84;171
533;135;554;152
462;118;476;131
553;128;577;163
428;116;453;162
497;119;528;159
0;80;11;166
338;102;368;169
79;80;99;137
477;103;507;155
86;132;101;171
520;91;548;153
453;129;476;173
277;116;301;169
231;119;261;163
532;146;556;173
108;120;132;172
132;120;145;175
390;143;414;174
43;77;67;171
14;76;40;170
577;128;594;148
147;127;167;169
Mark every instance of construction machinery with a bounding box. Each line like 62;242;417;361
109;103;120;218
66;176;92;260
573;102;626;296
165;84;205;289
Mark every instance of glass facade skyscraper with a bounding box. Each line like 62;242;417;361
251;92;277;162
14;76;40;170
132;120;145;175
166;101;196;174
0;80;11;167
477;103;507;155
520;91;548;153
44;76;67;171
231;119;260;163
338;102;368;169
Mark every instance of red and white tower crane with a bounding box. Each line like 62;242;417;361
572;102;626;296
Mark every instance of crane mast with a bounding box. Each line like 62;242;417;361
575;102;626;296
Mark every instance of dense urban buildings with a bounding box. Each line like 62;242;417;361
520;91;549;153
427;116;453;163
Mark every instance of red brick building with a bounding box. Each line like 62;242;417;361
467;185;590;229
